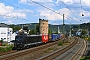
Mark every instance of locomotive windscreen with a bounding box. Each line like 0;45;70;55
15;36;23;41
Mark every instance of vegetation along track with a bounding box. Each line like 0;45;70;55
37;37;79;60
0;40;60;60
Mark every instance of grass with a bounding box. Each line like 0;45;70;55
44;47;55;53
0;45;13;52
48;47;54;50
80;56;90;60
44;50;49;53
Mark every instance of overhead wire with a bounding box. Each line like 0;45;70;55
0;0;38;23
0;0;78;25
0;0;60;22
60;0;81;21
80;0;84;24
30;0;77;21
80;0;84;16
0;0;59;25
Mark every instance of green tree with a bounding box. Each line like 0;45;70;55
9;25;21;32
9;24;15;32
14;26;21;32
36;24;40;34
29;29;36;35
81;30;87;36
48;29;52;34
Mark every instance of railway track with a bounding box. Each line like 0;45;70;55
0;40;60;60
36;37;78;60
54;38;87;60
70;38;87;60
0;50;18;56
37;37;87;60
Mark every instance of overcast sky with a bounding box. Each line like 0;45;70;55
0;0;90;25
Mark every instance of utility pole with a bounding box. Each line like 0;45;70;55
35;24;36;35
70;23;71;36
63;14;65;35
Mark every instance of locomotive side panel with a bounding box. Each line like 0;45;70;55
14;35;42;49
25;35;42;46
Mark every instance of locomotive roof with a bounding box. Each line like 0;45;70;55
27;35;42;36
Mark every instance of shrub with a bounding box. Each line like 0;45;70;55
88;37;90;41
58;41;63;46
48;47;54;50
0;47;6;52
81;36;86;39
80;56;90;60
80;58;84;60
44;50;48;53
0;45;13;52
0;40;3;43
65;40;69;43
2;44;8;46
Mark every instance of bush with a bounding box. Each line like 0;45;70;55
65;40;69;43
88;37;90;42
81;36;86;39
2;44;8;46
0;40;3;43
80;56;90;60
58;41;63;46
48;47;54;50
0;45;13;52
80;58;84;60
44;50;48;53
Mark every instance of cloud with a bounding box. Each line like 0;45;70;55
56;0;73;4
56;0;90;7
19;0;54;7
0;3;14;15
7;20;13;24
19;0;52;3
61;0;73;4
38;8;71;20
15;9;33;13
83;0;90;7
5;13;26;18
0;3;26;19
80;10;90;17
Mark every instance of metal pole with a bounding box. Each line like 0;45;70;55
70;23;71;36
35;24;36;35
63;14;65;34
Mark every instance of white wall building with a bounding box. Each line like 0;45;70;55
0;27;16;42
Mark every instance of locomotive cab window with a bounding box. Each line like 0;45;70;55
15;36;23;40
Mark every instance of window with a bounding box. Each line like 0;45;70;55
1;38;3;40
15;36;23;40
4;38;6;39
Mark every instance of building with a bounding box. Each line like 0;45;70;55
39;18;48;35
0;23;8;27
0;27;14;42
